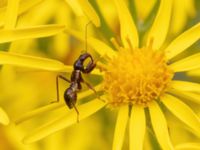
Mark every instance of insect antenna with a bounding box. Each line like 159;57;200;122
84;21;92;53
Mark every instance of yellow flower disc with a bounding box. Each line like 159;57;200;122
103;46;174;107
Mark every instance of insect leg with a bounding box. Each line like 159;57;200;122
57;75;71;102
72;102;79;123
51;75;71;103
84;81;97;94
83;80;104;102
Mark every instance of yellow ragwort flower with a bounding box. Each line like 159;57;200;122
5;0;200;150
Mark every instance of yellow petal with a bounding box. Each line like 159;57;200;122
15;84;103;124
18;0;57;26
147;0;172;50
175;143;200;150
15;103;64;125
4;0;20;29
0;51;72;72
65;0;83;16
19;0;43;14
162;94;200;136
170;53;200;72
186;0;196;18
0;24;65;43
149;101;173;150
51;4;71;58
171;80;200;92
129;105;145;150
112;105;129;150
77;0;100;27
0;0;43;27
135;0;157;21
170;0;196;35
170;0;186;35
23;99;106;143
113;0;138;48
0;107;10;125
3;125;38;150
187;69;200;77
166;22;200;59
169;89;200;104
65;28;116;58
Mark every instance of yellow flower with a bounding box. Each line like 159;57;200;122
2;0;200;150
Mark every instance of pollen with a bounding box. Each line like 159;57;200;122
103;46;174;107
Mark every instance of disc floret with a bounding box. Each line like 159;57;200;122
103;46;174;107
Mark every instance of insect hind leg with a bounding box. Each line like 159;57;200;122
51;75;71;103
72;102;80;123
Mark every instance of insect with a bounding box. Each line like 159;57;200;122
56;52;98;122
55;22;99;122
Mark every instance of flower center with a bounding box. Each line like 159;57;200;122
103;46;174;107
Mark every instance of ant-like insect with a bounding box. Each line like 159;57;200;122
55;22;99;122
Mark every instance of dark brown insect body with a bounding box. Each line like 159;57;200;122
64;52;96;108
56;52;97;121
